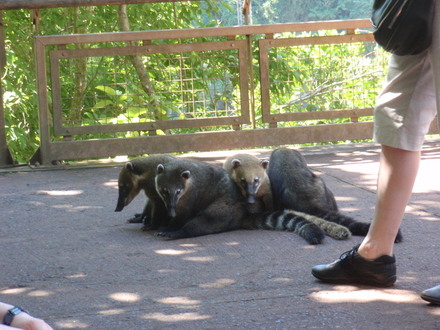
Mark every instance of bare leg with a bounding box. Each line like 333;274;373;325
358;144;420;259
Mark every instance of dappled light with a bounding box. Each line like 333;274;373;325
141;312;211;322
224;241;240;246
1;287;55;298
0;288;29;295
180;243;200;248
334;196;358;202
108;292;141;303
103;179;118;189
199;279;236;289
54;320;89;329
301;245;318;250
270;277;294;283
37;190;83;196
1;142;439;328
155;249;194;256
98;309;125;316
65;272;87;279
183;256;216;262
51;204;103;212
155;296;201;307
310;286;420;304
27;290;54;298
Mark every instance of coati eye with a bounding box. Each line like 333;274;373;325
121;183;131;192
176;188;182;195
254;177;260;184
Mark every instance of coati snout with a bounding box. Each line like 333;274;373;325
115;162;139;212
114;154;176;230
155;164;190;218
223;153;271;211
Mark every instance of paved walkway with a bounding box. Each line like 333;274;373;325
0;141;439;329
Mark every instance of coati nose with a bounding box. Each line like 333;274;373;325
247;195;256;204
169;208;177;218
115;200;125;212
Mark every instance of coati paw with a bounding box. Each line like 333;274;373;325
154;231;176;239
302;230;325;245
127;213;144;223
155;230;186;239
330;227;351;240
306;236;324;245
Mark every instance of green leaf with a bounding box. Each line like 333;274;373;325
96;85;118;96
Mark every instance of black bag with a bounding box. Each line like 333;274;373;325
371;0;435;56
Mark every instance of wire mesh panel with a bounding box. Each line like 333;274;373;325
50;40;250;137
259;32;388;126
33;20;405;164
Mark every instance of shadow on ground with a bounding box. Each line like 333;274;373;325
1;141;439;329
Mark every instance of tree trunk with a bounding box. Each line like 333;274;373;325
117;4;160;120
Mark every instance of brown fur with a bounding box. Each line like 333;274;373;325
223;153;273;214
115;154;176;230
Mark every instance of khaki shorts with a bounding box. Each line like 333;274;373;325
374;0;440;151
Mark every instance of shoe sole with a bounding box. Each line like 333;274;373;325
312;272;396;288
420;294;440;305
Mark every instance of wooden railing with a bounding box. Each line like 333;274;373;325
3;2;430;166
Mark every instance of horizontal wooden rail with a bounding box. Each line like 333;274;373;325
35;19;373;46
0;0;198;10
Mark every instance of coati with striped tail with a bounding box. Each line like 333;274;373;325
224;153;351;242
223;153;273;214
267;148;402;242
115;154;176;230
154;157;350;243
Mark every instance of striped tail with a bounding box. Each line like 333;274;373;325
257;210;326;245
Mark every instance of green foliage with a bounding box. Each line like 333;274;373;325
3;10;39;163
2;1;383;163
264;31;387;117
3;2;221;162
204;0;371;25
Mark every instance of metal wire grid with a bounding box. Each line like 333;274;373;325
58;48;242;128
267;42;388;117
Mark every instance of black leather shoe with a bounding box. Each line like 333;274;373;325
311;245;396;287
421;285;440;305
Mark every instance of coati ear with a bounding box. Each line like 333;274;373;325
181;170;191;180
125;162;135;172
157;164;165;174
231;159;242;169
261;160;269;169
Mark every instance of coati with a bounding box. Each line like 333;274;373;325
267;148;403;242
114;154;176;230
154;158;247;239
224;152;351;242
154;157;350;244
223;153;273;214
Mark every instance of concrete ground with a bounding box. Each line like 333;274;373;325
0;141;439;329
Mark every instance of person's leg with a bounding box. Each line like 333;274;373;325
357;145;420;260
310;144;420;287
311;49;434;287
420;0;440;305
